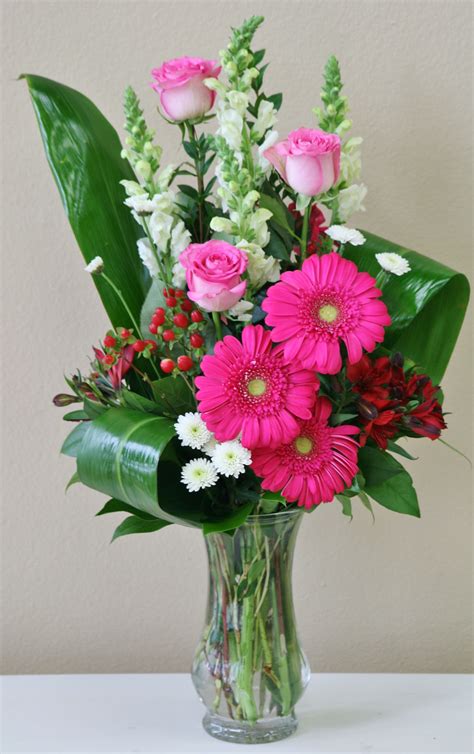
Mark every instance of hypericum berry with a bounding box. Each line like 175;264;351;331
160;358;175;373
153;307;166;322
103;335;116;348
191;310;204;323
145;340;157;351
173;313;189;328
180;299;193;312
190;333;204;348
165;296;177;308
162;329;176;342
149;323;158;334
133;340;146;352
120;328;131;339
177;355;193;372
104;354;115;365
175;289;185;299
163;287;175;298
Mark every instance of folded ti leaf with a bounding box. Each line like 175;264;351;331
23;74;149;328
344;231;469;383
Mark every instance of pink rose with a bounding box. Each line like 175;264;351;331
264;127;341;196
180;240;248;312
151;57;221;122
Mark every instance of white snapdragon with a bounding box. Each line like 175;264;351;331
258;129;279;171
120;180;147;197
210;216;234;235
375;252;411;276
237;240;281;288
339;137;363;185
325;226;366;246
181;459;218;492
124;194;157;214
175;412;212;450
210;440;252;478
84;256;104;274
171;261;186;289
217;106;243;150
226;90;249;115
252;100;277;139
171;221;191;258
337;183;367;222
228;299;254;323
137;238;160;278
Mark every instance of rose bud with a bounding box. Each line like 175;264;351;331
52;393;80;407
357;398;379;421
264;127;341;196
151;57;221;122
180;240;248;312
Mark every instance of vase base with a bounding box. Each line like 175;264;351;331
202;710;297;744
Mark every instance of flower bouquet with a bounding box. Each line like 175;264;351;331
25;16;468;745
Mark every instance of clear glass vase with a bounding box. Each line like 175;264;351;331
192;508;310;744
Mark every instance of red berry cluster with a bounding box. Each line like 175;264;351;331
147;288;206;374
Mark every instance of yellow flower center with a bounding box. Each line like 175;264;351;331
247;378;267;397
318;304;339;323
294;436;313;455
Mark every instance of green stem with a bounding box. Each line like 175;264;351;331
299;202;312;267
186;123;205;243
212;311;223;342
101;274;143;339
142;217;170;285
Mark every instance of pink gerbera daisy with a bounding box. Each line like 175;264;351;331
195;324;319;449
251;397;360;509
262;252;391;374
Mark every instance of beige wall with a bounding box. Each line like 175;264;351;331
1;0;472;675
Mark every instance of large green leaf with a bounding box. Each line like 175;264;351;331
77;408;176;520
23;74;149;328
344;231;469;383
358;446;420;517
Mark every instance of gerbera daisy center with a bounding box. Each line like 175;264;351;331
294;436;314;455
318;304;339;323
247;378;267;397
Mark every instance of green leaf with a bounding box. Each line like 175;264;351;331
357;491;375;522
151;376;195;416
23;74;149;328
139;277;167;336
266;93;283;111
259;194;295;236
61;422;89;458
344;231;469;383
76;408;177;520
111;515;171;542
386;440;418;461
96;498;159;520
63;410;89;422
202;501;254;535
121;390;160;414
65;471;80;491
336;494;353;518
83;396;107;420
359;447;420;517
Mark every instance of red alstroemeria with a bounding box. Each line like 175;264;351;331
288;202;327;256
94;344;135;390
401;374;446;439
358;400;400;449
346;354;392;402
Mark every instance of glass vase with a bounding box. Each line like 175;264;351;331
192;509;310;744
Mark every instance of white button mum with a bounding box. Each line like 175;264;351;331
84;256;104;274
181;459;218;492
375;252;411;276
325;225;366;246
174;412;212;450
210;440;252;478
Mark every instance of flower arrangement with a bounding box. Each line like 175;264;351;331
26;15;469;743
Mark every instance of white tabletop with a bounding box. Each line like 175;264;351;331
1;673;472;753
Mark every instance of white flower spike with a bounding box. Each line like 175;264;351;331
174;412;212;450
181;459;218;493
376;252;411;276
325;226;366;246
84;256;104;275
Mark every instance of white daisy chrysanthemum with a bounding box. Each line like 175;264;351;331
202;436;218;457
375;252;411;276
84;256;104;274
181;459;218;492
174;412;212;450
210;440;252;479
325;225;366;246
